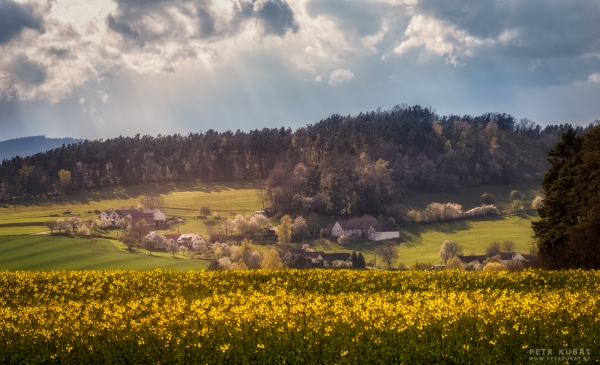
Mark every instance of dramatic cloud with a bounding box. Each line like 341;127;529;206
107;14;145;47
0;0;45;44
253;0;299;36
328;69;354;85
10;55;47;86
0;0;599;140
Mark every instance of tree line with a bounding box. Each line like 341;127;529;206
1;104;596;217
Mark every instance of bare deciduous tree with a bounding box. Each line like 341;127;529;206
376;243;398;269
485;242;502;257
501;241;516;253
139;194;164;209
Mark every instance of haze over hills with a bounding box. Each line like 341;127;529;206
0;136;83;162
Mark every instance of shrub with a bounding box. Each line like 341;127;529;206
77;225;91;236
505;259;525;272
405;203;499;223
465;261;482;271
217;257;232;270
481;193;496;205
463;205;499;218
446;256;465;270
509;190;525;201
482;262;507;271
532;196;543;210
413;262;432;271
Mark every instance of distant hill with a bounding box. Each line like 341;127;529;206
0;136;82;162
0;104;593;215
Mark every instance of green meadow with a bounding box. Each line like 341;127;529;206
0;179;543;269
309;213;538;265
0;235;208;270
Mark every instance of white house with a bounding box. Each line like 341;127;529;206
143;208;167;226
331;220;371;237
177;233;206;250
100;210;123;226
367;225;400;241
144;231;167;249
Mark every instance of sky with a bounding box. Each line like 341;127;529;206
1;0;599;140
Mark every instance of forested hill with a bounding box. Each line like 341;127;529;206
0;136;82;162
0;105;595;215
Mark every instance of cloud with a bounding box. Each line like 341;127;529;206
328;69;354;85
107;14;145;47
0;0;599;109
590;74;600;83
46;47;74;59
10;55;47;86
406;0;600;60
0;0;45;44
253;0;299;36
306;0;387;37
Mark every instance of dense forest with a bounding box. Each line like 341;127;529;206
1;104;596;216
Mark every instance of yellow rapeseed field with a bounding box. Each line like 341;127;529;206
0;270;598;364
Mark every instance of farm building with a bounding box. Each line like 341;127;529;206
367;225;400;241
331;220;370;237
143;208;167;226
332;220;400;241
177;233;206;250
100;209;154;227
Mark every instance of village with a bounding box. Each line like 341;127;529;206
92;207;534;271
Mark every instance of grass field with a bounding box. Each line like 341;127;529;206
0;235;208;270
0;180;265;237
308;213;539;266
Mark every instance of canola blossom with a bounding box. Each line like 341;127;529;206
0;270;599;364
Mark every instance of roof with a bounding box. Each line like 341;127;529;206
457;255;488;263
163;234;182;241
145;231;164;240
178;234;202;242
521;254;536;261
117;210;154;217
318;253;352;261
287;249;324;259
458;253;533;263
499;253;516;261
143;208;164;214
336;220;371;230
211;234;228;242
369;224;398;233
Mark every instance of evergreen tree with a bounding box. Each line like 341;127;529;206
351;251;358;266
532;126;600;269
356;252;366;268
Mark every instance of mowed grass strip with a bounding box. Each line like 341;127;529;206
0;236;208;270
